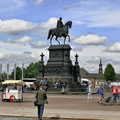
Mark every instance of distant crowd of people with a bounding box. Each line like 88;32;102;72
37;78;49;91
86;83;120;104
53;80;67;94
36;78;68;94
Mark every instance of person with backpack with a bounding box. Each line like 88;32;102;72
112;86;118;103
97;84;104;104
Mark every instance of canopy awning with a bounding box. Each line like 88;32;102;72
2;80;25;86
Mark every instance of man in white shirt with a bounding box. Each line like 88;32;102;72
87;84;92;102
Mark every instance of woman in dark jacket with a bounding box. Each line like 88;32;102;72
35;85;48;120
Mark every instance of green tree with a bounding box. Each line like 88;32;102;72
24;61;40;78
104;63;116;81
1;71;7;81
8;61;41;79
10;67;22;80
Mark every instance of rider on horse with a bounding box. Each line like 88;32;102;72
47;17;72;45
57;17;64;37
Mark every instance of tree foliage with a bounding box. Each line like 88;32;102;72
8;61;41;79
104;63;116;81
0;71;7;81
24;61;41;78
10;67;22;80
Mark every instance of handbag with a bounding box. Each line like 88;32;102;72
34;99;38;106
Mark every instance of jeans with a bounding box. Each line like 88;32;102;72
113;94;118;103
38;105;44;119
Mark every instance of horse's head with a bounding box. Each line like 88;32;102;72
65;21;72;28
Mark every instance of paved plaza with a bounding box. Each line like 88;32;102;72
0;92;120;120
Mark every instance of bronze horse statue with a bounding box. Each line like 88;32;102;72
47;21;72;45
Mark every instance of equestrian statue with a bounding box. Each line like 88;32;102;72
47;17;72;45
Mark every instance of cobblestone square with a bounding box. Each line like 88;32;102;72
0;92;120;120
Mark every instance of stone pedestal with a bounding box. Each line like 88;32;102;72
36;44;83;92
44;45;74;81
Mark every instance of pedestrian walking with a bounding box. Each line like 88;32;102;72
112;85;118;103
97;84;104;104
35;85;48;120
87;84;92;102
61;80;67;94
118;86;120;100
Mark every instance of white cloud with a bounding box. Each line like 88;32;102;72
35;0;43;4
0;19;37;35
65;1;120;27
0;54;38;64
72;46;82;52
30;41;48;48
70;35;76;42
86;56;100;64
0;53;38;73
87;10;120;27
0;40;48;57
0;0;25;13
40;17;57;33
0;17;58;36
73;34;109;45
0;52;5;59
80;56;120;73
0;41;30;55
106;42;120;52
5;36;34;44
1;41;120;73
85;66;97;73
23;51;32;55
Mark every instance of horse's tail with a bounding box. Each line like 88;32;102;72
47;29;52;40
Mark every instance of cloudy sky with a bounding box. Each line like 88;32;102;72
0;0;120;74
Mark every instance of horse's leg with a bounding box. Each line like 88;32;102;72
50;35;54;45
64;37;66;44
50;35;54;40
56;36;60;45
50;39;52;45
67;35;70;42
